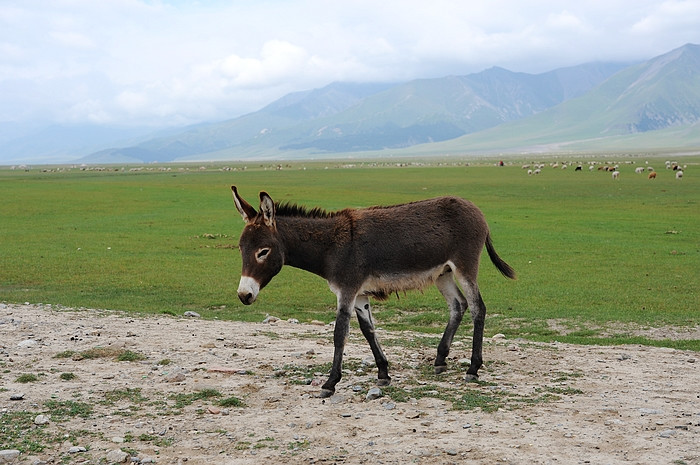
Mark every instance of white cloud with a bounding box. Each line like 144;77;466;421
0;0;699;128
50;31;96;50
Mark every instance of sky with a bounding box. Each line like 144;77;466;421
1;0;700;130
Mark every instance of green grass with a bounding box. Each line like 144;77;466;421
0;158;698;349
15;373;39;383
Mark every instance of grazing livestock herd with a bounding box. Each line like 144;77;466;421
521;159;688;180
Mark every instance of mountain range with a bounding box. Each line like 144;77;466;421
3;43;699;164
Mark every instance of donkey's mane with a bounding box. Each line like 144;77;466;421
275;202;339;219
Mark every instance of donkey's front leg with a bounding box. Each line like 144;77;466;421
320;296;353;398
354;296;391;386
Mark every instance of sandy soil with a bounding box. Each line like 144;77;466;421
1;304;698;465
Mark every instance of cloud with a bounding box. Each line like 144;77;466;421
213;40;310;88
50;31;96;50
0;0;699;128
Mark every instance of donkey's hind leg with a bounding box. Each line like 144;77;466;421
456;276;487;381
434;270;468;374
354;295;391;386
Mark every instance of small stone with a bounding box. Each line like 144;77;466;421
111;437;124;443
208;406;221;415
106;449;129;463
10;393;24;401
207;366;239;374
68;446;86;453
183;311;200;318
262;314;279;324
383;402;396;410
462;423;472;429
366;387;383;401
310;320;325;326
639;408;664;416
164;372;186;383
688;358;696;363
659;429;676;438
445;449;458;456
329;394;346;404
33;415;50;425
287;318;300;324
492;333;506;340
507;344;519;352
0;450;21;463
18;339;38;348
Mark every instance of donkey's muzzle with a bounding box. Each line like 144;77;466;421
238;292;255;305
237;276;260;305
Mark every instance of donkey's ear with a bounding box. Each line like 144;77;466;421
259;191;276;228
231;186;257;223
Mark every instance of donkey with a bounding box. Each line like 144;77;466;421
231;186;516;398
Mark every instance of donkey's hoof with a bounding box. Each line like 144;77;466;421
464;373;479;382
319;388;335;398
434;365;447;375
377;377;391;387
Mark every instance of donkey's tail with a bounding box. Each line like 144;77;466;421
485;234;517;279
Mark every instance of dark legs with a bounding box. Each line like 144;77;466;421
321;297;352;398
463;283;487;380
320;294;391;398
435;270;487;381
321;268;488;398
354;295;391;386
434;270;468;373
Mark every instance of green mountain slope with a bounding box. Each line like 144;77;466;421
437;43;700;153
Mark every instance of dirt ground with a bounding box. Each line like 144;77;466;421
1;304;698;465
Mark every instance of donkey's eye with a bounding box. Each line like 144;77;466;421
256;248;270;262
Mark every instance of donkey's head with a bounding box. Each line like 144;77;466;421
231;186;284;305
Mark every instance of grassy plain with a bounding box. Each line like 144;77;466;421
1;156;698;349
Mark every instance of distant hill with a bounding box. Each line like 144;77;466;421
426;43;700;153
5;43;700;165
82;62;628;162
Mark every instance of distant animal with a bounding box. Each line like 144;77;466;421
676;170;683;180
231;187;516;398
575;166;582;171
534;169;541;175
648;171;657;179
612;171;620;180
635;167;645;174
